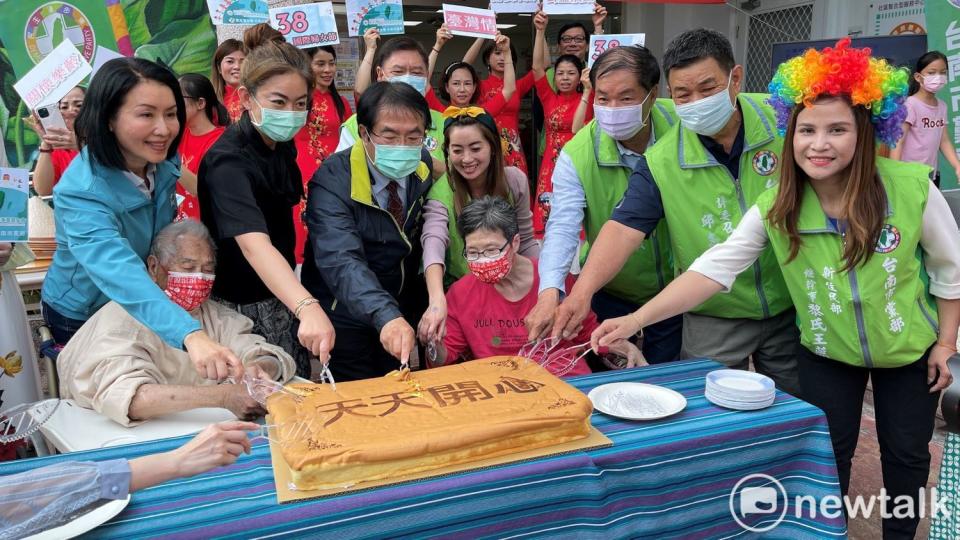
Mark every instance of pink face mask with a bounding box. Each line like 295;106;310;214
164;271;215;312
467;250;513;284
922;74;947;93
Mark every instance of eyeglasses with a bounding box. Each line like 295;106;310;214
368;129;424;146
560;36;586;44
463;239;510;261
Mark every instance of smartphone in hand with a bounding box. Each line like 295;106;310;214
35;104;67;132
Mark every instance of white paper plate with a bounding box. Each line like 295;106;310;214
706;370;775;398
588;382;687;420
26;494;130;540
705;390;776;411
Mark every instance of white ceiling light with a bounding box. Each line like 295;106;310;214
496;24;516;29
403;21;422;26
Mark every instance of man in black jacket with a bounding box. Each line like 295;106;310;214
301;82;435;381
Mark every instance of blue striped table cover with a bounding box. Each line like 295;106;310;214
0;359;847;539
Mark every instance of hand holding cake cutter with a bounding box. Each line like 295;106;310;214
317;361;336;391
540;341;593;377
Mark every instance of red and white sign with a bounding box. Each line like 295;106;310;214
13;40;92;110
443;4;498;39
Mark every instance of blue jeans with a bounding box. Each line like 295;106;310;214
590;290;683;364
42;301;88;346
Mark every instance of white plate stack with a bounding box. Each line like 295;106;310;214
704;370;776;411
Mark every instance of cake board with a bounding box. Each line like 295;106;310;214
266;418;612;503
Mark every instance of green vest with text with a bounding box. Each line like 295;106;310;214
342;109;446;162
756;158;937;368
564;99;678;305
426;174;515;285
645;93;791;319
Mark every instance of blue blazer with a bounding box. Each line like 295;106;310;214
41;148;200;348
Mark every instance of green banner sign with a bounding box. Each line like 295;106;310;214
924;0;960;189
0;0;123;80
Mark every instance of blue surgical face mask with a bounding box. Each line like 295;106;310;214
250;96;307;142
365;132;422;179
388;74;428;96
675;76;736;136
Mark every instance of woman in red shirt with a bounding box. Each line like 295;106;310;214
211;39;245;122
427;27;516;121
292;45;352;263
177;74;229;221
464;36;535;174
30;85;85;195
531;10;593;236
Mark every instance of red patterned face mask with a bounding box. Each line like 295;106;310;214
164;272;215;312
467;250;513;284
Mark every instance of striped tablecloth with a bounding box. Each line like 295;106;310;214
1;359;846;539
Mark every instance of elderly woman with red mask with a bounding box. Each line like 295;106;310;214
435;196;643;376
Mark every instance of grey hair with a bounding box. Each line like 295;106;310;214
591;46;661;92
149;219;216;266
457;196;519;241
662;28;735;79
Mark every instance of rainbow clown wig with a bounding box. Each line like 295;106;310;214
767;37;910;146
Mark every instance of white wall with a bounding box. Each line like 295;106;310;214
621;0;875;67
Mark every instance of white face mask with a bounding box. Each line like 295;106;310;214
675;75;736;136
594;92;653;141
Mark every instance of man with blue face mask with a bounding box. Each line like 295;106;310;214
525;46;683;366
337;35;446;174
301;82;436;381
552;29;800;395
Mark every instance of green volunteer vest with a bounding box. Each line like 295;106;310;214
342;109;446;162
427;174;516;286
565;99;678;305
645;93;791;319
757;158;937;368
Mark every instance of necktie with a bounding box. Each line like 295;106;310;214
385;181;405;226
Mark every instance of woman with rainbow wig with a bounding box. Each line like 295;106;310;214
590;37;960;537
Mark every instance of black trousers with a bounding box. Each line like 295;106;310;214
797;346;940;540
326;323;407;382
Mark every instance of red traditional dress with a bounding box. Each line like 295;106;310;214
477;72;535;175
293;88;352;263
532;76;591;236
176;126;225;221
224;85;243;123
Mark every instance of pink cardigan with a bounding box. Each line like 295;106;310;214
422;166;540;270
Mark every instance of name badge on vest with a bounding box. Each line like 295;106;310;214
423;135;439;152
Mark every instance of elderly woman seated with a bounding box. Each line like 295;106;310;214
58;220;296;425
436;196;643;375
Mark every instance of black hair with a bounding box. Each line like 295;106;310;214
357;81;432;133
306;46;346;121
554;54;585;93
481;42;518;72
179;73;230;127
438;61;482;104
75;57;185;170
662;28;735;79
557;22;591;46
372;36;429;82
909;50;948;95
590;45;661;91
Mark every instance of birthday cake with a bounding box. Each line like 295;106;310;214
266;357;593;490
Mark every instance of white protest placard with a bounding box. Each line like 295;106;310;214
0;168;29;242
543;0;594;16
269;2;340;49
443;5;498;39
346;0;405;37
207;0;269;26
588;33;645;67
91;46;125;78
13;40;92;110
490;0;539;14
